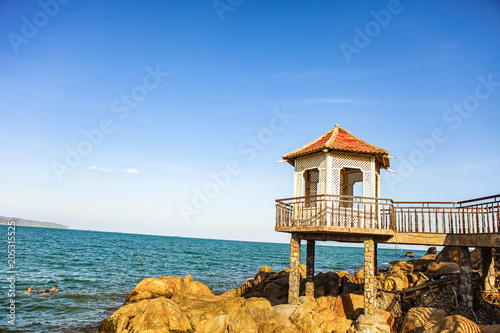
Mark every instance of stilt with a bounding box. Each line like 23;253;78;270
305;240;315;298
482;247;496;292
364;238;376;315
288;234;301;305
458;246;473;308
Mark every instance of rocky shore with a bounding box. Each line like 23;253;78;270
99;246;500;332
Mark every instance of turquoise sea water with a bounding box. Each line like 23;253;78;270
1;226;426;332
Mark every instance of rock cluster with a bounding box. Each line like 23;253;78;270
99;246;498;332
98;273;392;333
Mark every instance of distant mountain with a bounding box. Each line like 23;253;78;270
0;216;68;229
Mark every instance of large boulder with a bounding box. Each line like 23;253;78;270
98;297;192;333
392;261;414;275
243;297;273;310
125;276;183;304
426;262;460;275
383;266;410;291
422;314;480;333
175;295;228;330
401;307;448;332
341;274;363;294
229;307;299;333
353;312;392;333
354;267;364;280
259;265;273;273
426;246;437;255
288;300;320;332
407;255;436;272
183;280;215;296
195;314;228;333
273;304;298;318
312;296;347;329
435;246;470;264
323;317;352;333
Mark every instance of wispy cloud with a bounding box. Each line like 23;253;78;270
86;166;115;172
124;168;140;175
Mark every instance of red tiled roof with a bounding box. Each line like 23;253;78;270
283;124;388;160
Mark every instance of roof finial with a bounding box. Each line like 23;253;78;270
335;124;339;128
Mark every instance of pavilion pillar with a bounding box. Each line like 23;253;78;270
305;240;315;298
482;248;496;292
288;234;301;305
458;246;473;308
364;238;376;315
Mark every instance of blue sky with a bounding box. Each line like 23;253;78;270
1;0;499;243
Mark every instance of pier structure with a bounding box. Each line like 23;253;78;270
275;125;500;314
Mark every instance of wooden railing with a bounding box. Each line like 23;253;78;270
276;194;500;235
276;195;394;230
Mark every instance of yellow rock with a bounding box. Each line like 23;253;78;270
98;297;192;333
259;265;272;273
289;301;320;332
228;308;259;333
229;306;298;332
196;314;228;333
401;307;448;333
125;276;183;304
243;297;272;310
183;274;194;285
320;317;352;333
183;280;215;297
354;267;364;280
422;314;480;333
220;288;238;298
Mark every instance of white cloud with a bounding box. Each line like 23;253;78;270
124;168;140;174
87;166;114;172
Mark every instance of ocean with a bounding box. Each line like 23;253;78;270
1;226;426;332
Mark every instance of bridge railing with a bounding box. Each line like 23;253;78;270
457;194;500;233
276;194;500;235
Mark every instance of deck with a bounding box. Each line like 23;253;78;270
275;194;500;247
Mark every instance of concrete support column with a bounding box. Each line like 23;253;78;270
288;234;301;305
482;247;496;292
305;240;315;298
364;238;376;315
458;246;473;308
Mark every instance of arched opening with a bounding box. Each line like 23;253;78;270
340;167;363;207
303;168;319;206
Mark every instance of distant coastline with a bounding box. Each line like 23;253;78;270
0;216;68;229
